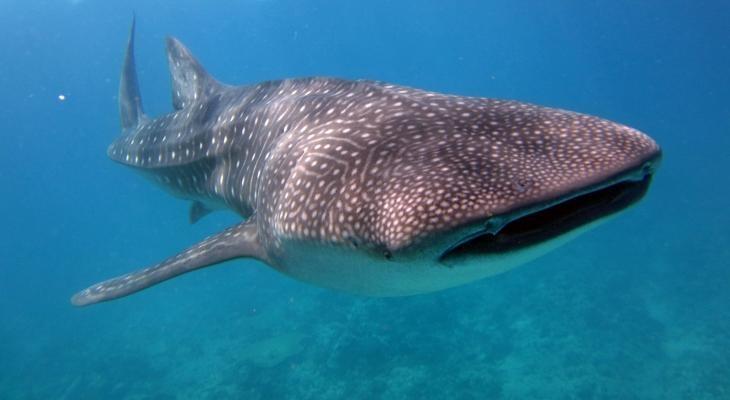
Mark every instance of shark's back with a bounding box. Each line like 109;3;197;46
109;75;403;215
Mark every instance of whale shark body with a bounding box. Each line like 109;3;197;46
71;21;661;306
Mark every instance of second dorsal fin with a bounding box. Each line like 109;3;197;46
165;37;221;110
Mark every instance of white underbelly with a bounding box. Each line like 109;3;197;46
271;217;609;296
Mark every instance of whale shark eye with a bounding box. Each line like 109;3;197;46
383;250;393;261
511;177;534;193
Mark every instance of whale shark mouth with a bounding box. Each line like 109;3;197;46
440;168;656;261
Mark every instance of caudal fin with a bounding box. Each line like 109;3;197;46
119;16;145;130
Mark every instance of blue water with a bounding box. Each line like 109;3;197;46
2;0;729;398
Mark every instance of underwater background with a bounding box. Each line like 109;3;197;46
1;0;729;398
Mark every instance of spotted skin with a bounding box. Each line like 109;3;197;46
71;23;661;306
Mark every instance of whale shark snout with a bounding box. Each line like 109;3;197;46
361;111;662;259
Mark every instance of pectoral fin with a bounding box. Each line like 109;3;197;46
71;218;266;306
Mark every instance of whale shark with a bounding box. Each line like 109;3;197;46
71;20;661;306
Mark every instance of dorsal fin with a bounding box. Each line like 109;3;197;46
119;16;145;130
166;37;220;110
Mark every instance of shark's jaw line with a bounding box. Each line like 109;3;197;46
440;160;657;264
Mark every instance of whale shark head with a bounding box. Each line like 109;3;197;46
264;94;661;295
341;105;662;264
71;19;661;306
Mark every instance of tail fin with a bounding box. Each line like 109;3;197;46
119;16;145;130
166;36;221;110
